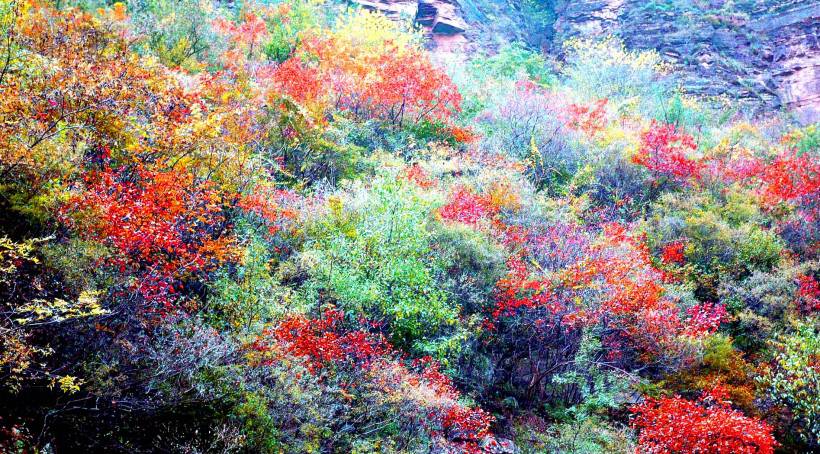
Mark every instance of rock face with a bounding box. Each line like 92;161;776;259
418;0;468;34
354;0;418;21
752;3;820;123
352;0;819;122
550;0;820;122
351;0;468;38
553;0;624;39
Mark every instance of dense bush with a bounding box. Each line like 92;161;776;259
631;387;776;453
1;0;817;452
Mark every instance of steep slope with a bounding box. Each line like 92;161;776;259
352;0;819;122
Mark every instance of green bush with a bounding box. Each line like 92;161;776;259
207;231;292;334
563;37;670;114
471;41;554;84
126;0;227;69
297;174;457;349
514;414;635;454
759;322;820;449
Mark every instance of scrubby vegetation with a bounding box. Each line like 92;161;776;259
0;0;817;452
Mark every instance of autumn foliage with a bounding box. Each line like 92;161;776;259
59;166;235;311
271;12;461;126
631;388;776;454
632;122;703;183
0;0;817;452
248;309;495;451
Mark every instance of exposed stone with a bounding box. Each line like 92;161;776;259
549;0;820;123
349;0;468;36
352;0;417;21
420;0;468;34
431;16;467;35
353;0;819;122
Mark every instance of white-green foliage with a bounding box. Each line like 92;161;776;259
298;171;457;348
562;37;670;115
759;322;820;447
442;42;554;121
128;0;228;68
549;329;635;416
515;413;635;454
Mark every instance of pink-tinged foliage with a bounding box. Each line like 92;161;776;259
490;222;708;361
565;99;608;136
704;152;765;184
683;303;727;336
238;186;301;237
249;310;495;452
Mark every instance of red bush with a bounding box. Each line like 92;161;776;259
566;98;608;136
631;387;776;454
758;149;820;207
60;166;235;311
249;311;496;451
252;308;388;372
796;274;820;314
632;122;703;183
661;240;686;265
438;186;497;226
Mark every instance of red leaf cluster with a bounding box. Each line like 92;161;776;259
490;222;713;361
438;186;497;226
278;33;461;126
60;166;234;310
255;308;388;373
238;186;300;236
683;303;727;336
250;312;496;451
566;99;608;136
632;122;703;183
660;240;686;265
757;149;820;207
631;388;776;454
796;274;820;314
402;163;436;189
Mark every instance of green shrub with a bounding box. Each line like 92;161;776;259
759;322;820;449
563;37;669;114
514;414;635;454
471;41;554;84
126;0;227;69
207;232;292;334
298;174;457;349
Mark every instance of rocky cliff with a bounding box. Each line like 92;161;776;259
552;0;819;122
349;0;555;53
351;0;469;51
350;0;819;123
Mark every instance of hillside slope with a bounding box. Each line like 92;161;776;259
1;1;817;452
353;0;819;122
